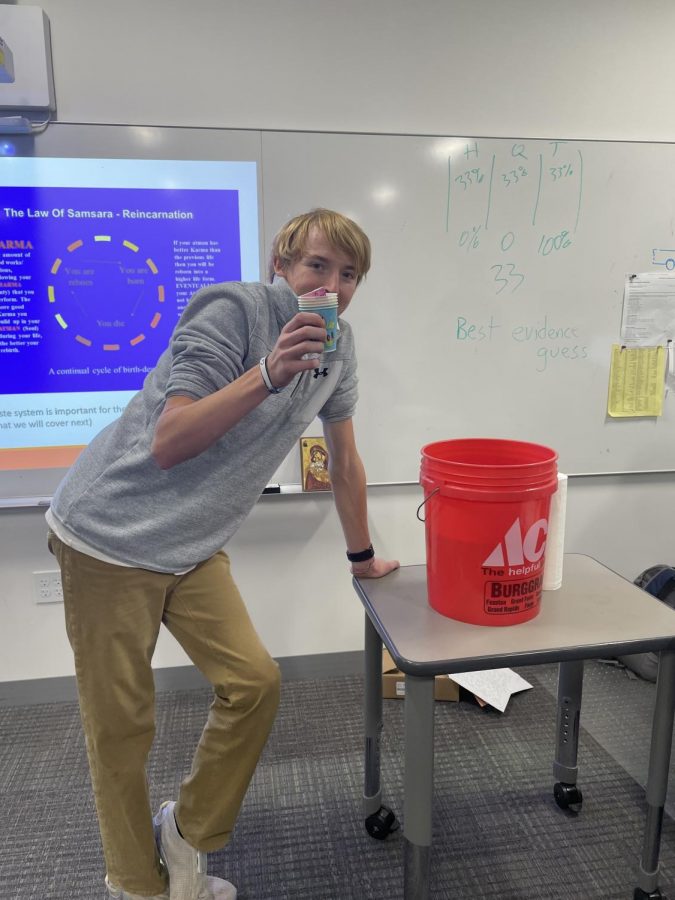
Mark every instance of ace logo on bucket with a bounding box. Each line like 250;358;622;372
481;517;548;617
482;517;548;571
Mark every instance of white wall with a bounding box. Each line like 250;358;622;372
34;0;675;142
2;0;675;682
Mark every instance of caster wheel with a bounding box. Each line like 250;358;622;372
554;781;583;812
365;804;400;840
633;889;663;899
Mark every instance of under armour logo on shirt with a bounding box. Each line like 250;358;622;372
313;367;328;379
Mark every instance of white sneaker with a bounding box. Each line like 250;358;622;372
105;874;169;900
153;801;237;900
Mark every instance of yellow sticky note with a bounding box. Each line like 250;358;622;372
607;344;665;417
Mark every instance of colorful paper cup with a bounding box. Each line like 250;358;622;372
298;293;339;353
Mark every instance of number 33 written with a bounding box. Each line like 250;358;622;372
490;263;525;294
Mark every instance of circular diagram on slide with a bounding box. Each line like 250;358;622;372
47;235;166;350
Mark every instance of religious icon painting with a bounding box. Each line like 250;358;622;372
300;436;332;492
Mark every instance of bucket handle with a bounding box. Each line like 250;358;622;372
416;488;439;522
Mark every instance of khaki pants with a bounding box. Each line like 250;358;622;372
48;532;281;896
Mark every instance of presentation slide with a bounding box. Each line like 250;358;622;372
0;158;259;471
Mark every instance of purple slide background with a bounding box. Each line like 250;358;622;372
0;185;241;394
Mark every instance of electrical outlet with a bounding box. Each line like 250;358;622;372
33;570;63;604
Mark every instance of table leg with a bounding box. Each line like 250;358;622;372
635;647;675;898
364;614;383;820
553;659;584;812
404;674;435;900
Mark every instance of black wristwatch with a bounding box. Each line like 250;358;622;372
346;544;375;563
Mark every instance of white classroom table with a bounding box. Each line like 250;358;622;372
353;554;675;900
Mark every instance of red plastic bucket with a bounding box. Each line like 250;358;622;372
419;438;558;626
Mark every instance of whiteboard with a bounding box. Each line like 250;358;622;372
4;124;675;503
263;132;675;481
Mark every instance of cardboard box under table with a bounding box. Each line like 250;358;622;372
382;648;459;701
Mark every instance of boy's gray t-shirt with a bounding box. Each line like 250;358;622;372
49;279;358;572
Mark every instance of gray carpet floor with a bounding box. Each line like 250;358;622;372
1;661;674;899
